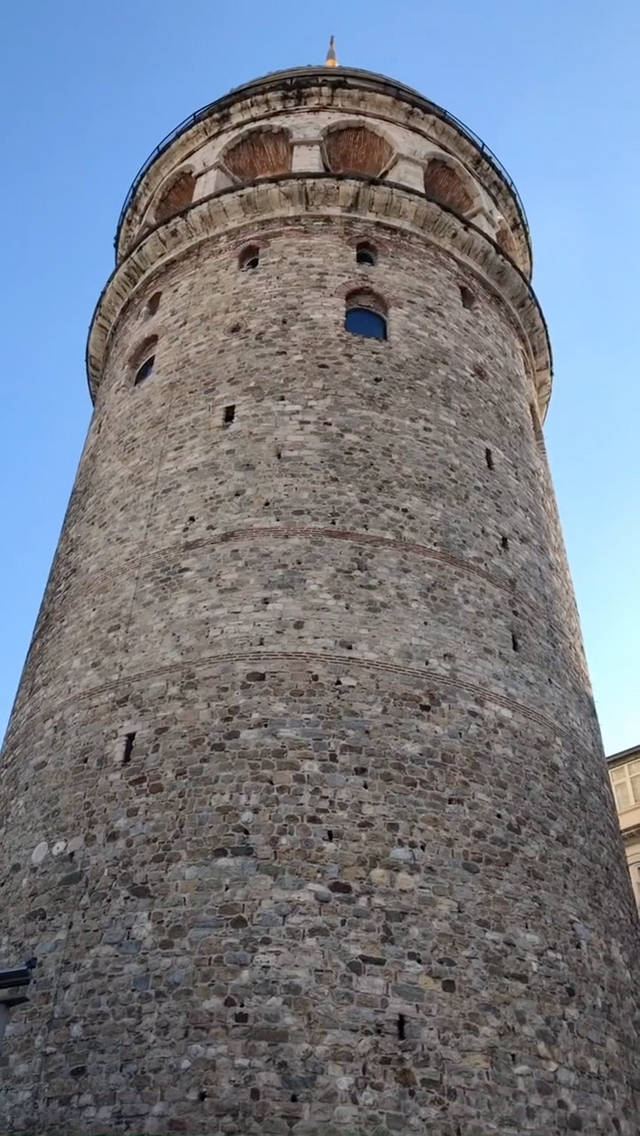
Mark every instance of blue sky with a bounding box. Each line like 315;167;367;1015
1;0;638;753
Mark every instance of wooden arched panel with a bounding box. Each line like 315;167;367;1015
496;223;518;260
155;171;196;224
423;159;474;214
325;127;393;177
224;130;292;181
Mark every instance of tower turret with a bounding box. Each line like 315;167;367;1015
1;62;638;1136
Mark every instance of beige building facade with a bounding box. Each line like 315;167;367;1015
608;743;640;906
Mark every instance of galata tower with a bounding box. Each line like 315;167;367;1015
1;45;638;1136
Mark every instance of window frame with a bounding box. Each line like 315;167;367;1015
610;760;640;812
345;306;387;341
130;333;159;386
134;355;156;386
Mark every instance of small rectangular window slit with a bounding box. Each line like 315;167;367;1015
223;405;235;426
122;732;136;764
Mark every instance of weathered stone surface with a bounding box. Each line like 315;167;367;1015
0;64;639;1136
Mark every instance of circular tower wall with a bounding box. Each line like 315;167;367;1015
1;66;638;1136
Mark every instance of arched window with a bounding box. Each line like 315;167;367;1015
155;170;196;224
135;357;155;385
223;129;292;181
131;335;158;386
325;126;393;178
239;245;260;270
356;242;378;267
346;308;386;338
345;290;387;340
423;158;474;215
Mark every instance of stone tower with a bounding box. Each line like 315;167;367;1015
1;60;638;1136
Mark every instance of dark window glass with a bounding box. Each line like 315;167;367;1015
239;246;260;270
356;244;377;266
345;307;387;340
122;732;136;763
134;356;155;385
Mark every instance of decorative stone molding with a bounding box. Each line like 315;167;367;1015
89;176;551;415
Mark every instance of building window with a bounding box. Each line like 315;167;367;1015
134;356;155;385
356;242;377;267
610;760;640;811
239;245;260;270
345;289;387;341
131;334;158;386
345;307;387;339
626;861;640;908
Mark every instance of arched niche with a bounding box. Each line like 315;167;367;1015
324;125;394;178
222;129;293;182
154;170;196;224
423;157;475;215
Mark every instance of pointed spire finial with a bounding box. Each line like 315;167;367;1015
325;35;338;67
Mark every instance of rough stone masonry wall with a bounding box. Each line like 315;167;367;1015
1;215;639;1136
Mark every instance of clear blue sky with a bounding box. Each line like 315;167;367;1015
1;1;638;754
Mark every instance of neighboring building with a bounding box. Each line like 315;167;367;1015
608;743;640;906
1;45;639;1136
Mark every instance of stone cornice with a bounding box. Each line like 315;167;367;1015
88;176;552;416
